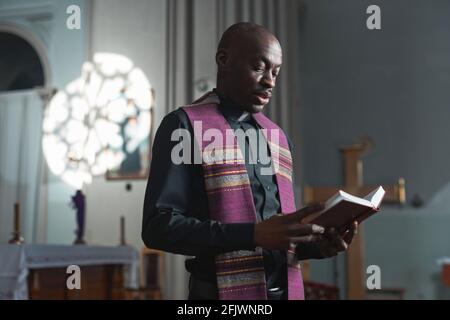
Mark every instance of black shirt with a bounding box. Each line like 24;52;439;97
142;93;295;290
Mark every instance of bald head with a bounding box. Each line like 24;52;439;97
217;22;280;52
215;22;282;113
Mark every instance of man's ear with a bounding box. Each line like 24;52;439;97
216;49;229;70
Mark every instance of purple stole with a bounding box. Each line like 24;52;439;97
182;92;304;300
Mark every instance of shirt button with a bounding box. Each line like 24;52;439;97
266;186;270;191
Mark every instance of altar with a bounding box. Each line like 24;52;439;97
0;244;139;300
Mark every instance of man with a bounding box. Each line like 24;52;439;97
142;22;357;300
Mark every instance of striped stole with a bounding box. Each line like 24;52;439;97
182;94;304;300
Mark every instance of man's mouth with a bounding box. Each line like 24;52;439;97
253;91;271;105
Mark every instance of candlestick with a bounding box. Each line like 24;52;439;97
9;202;24;244
14;203;19;232
120;216;127;246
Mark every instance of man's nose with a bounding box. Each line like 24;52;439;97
262;73;276;88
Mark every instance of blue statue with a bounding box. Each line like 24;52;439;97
70;190;86;245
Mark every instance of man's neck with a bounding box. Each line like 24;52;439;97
213;89;242;111
213;89;249;122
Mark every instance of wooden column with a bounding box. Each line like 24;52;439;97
303;142;406;299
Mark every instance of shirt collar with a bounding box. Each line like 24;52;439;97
214;89;251;123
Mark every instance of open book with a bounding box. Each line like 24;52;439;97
302;186;386;229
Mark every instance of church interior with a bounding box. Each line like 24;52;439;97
1;0;450;300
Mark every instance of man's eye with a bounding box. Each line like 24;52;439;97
254;66;265;72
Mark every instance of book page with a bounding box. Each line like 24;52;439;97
364;186;385;208
338;190;372;207
321;190;371;213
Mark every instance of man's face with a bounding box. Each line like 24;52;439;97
219;37;282;113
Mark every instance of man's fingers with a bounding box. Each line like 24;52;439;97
332;234;348;250
319;245;336;258
289;234;323;244
337;238;348;251
287;223;325;236
342;221;358;244
287;203;325;222
342;230;355;245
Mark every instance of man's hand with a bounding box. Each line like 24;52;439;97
254;203;326;250
295;221;359;260
319;221;358;257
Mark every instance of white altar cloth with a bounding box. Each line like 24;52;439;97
0;244;139;299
